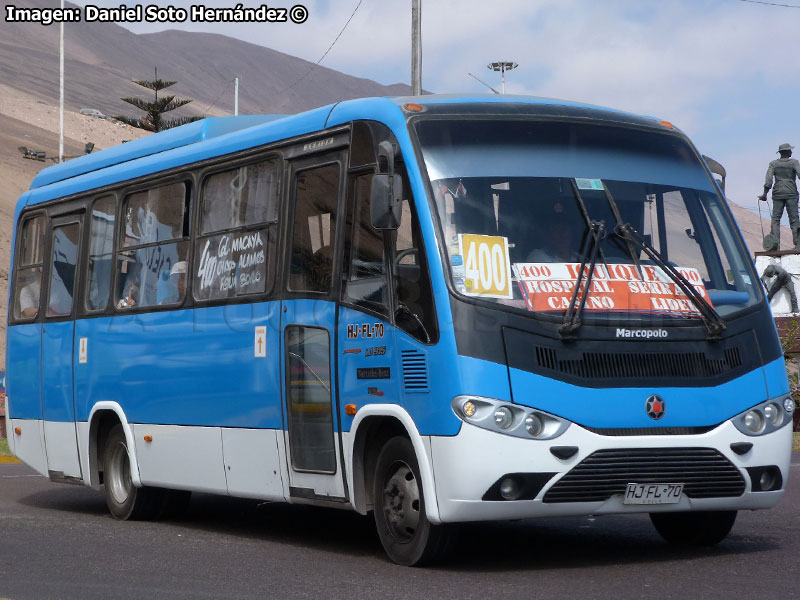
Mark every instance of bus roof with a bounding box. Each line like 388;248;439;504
21;94;672;211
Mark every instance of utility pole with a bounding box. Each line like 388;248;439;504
487;61;518;94
59;0;64;163
411;0;422;96
234;77;239;116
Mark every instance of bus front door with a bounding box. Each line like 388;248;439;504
41;214;84;480
281;154;347;501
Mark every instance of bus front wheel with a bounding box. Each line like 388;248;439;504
649;510;737;546
372;436;452;566
103;424;162;520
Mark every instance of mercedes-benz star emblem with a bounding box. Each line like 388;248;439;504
646;395;666;420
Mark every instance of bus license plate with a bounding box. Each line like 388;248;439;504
623;483;683;505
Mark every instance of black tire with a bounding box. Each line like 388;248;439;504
103;424;163;521
650;510;737;546
373;436;453;566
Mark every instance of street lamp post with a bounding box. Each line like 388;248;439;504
412;0;422;95
487;61;518;94
59;0;64;163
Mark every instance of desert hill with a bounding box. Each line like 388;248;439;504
0;0;414;119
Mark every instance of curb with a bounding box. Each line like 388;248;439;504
0;456;21;464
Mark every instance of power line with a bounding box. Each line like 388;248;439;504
736;0;800;8
202;78;235;117
278;0;364;95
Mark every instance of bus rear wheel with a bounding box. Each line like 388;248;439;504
103;424;162;521
650;510;737;546
373;436;452;566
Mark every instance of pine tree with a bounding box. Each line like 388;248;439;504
115;67;202;132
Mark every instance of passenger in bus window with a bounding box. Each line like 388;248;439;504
19;272;41;317
157;261;186;305
117;272;139;309
527;202;581;263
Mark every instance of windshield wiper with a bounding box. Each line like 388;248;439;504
601;182;644;279
560;220;606;338
616;223;726;338
600;182;724;338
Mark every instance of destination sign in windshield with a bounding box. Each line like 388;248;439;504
512;262;711;316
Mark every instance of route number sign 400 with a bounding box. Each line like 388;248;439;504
458;234;513;299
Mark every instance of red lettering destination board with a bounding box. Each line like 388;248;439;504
512;262;711;315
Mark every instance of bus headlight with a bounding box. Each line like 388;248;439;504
494;407;514;429
764;403;782;426
525;413;544;437
452;396;571;440
743;410;765;433
733;397;792;436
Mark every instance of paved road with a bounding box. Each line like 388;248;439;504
0;454;798;600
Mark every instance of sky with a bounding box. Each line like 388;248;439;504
67;0;800;223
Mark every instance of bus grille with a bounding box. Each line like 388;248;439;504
542;448;745;503
401;350;429;393
534;346;742;381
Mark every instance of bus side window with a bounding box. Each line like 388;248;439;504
193;158;280;302
343;172;389;315
13;214;46;320
116;181;190;309
289;164;340;293
86;195;116;311
46;222;81;318
391;168;437;344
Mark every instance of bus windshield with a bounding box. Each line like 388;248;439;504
415;118;760;321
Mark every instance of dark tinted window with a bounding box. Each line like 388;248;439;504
344;173;388;314
200;159;279;234
116;182;190;309
13;215;46;320
289;164;340;293
193;159;280;302
86;196;115;311
46;222;80;318
391;166;437;343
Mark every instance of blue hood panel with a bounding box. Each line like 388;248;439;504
506;360;771;429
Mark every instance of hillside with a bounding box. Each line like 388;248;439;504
0;0;414;119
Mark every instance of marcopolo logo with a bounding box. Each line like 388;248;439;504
615;328;668;339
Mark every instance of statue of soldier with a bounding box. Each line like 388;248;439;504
761;263;798;313
759;143;800;250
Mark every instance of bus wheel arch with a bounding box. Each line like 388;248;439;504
87;403;141;490
349;406;441;525
372;435;453;565
352;415;408;514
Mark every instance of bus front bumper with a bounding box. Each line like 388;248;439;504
429;419;792;523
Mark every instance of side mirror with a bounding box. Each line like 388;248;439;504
370;141;403;230
370;175;402;230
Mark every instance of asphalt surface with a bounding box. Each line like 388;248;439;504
0;455;798;600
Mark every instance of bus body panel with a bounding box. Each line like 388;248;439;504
219;427;287;501
7;418;48;476
6;323;42;420
74;303;282;427
132;423;228;493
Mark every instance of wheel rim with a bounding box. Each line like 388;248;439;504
107;441;132;505
381;461;421;542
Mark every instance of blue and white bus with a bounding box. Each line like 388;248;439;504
6;95;795;565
